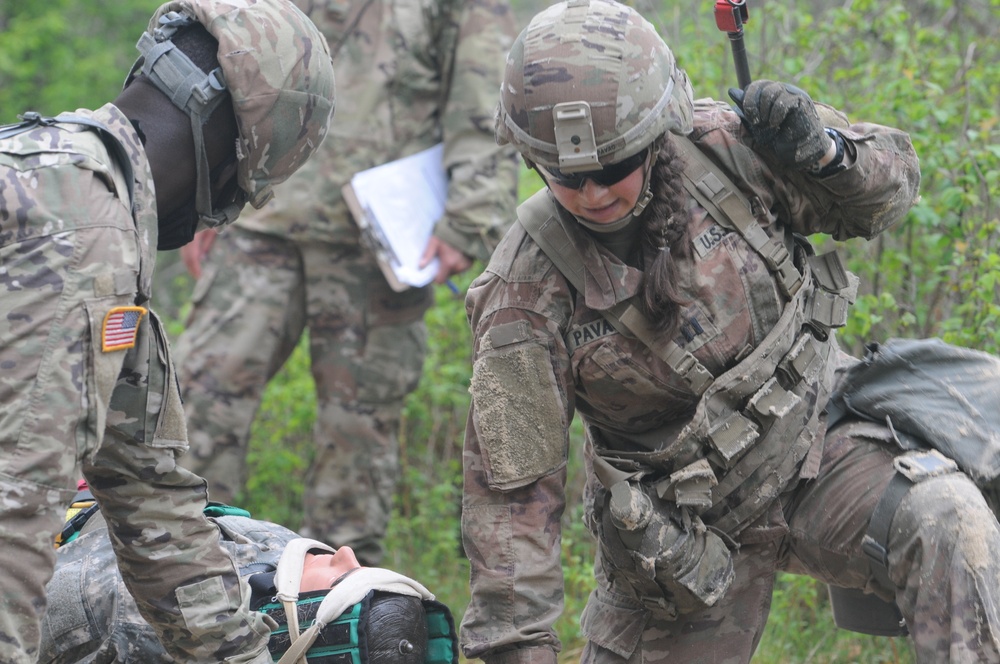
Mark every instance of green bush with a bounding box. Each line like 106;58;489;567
240;340;317;531
756;574;913;663
0;0;150;116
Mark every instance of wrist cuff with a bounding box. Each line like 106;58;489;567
810;128;847;178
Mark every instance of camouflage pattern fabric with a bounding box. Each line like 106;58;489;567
459;98;937;662
495;0;695;169
176;0;518;565
138;0;337;213
176;227;430;565
40;512;299;663
783;421;1000;662
0;105;272;664
234;0;519;253
574;418;1000;664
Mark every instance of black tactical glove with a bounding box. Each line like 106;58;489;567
729;80;830;170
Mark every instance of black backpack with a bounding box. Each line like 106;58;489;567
827;337;1000;504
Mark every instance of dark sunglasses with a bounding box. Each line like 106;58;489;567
542;148;649;190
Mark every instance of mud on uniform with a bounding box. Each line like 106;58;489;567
461;100;1000;663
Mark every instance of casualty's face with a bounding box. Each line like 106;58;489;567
300;546;362;591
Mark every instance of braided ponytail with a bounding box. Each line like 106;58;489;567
637;137;693;337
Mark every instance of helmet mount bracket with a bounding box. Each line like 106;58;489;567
553;101;601;172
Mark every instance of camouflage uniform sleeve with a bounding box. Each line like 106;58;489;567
692;99;921;242
82;312;274;664
432;0;520;262
460;257;573;663
780;113;921;241
42;513;294;662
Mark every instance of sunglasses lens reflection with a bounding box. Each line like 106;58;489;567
546;149;648;190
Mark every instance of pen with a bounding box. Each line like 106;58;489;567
446;280;460;295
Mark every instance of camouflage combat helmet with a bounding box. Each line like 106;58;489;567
128;0;336;228
495;0;693;173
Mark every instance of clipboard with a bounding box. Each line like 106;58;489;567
342;144;447;292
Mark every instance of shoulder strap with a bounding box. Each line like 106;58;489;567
0;112;136;214
517;193;714;395
0;112;48;140
672;135;803;297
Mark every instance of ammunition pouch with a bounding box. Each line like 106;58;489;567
591;247;855;540
523;172;860;541
596;479;734;619
587;249;854;612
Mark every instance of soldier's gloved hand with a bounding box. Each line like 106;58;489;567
601;482;734;617
728;80;830;170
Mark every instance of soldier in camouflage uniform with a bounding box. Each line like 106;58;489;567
460;1;1000;662
174;0;519;566
40;503;458;663
0;1;335;662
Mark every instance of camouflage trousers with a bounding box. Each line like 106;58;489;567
175;226;431;565
0;221;271;664
581;420;1000;663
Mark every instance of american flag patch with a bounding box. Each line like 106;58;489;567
101;306;145;352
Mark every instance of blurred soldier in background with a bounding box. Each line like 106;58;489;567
175;0;519;566
0;0;335;661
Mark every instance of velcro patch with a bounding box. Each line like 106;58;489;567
102;306;145;352
488;320;532;348
471;341;567;490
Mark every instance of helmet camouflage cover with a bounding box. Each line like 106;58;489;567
136;0;336;220
496;0;693;172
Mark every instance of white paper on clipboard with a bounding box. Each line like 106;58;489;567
342;143;446;291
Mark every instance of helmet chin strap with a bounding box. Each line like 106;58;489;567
576;211;635;234
630;144;659;220
129;10;242;230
